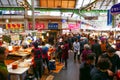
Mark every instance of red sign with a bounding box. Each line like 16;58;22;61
6;24;23;29
68;23;80;30
28;23;45;30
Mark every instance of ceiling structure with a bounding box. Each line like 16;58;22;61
0;0;119;29
0;0;117;19
0;0;117;10
39;0;76;9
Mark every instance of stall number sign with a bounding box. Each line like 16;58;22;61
48;23;58;29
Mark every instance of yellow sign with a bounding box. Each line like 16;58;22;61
6;24;23;29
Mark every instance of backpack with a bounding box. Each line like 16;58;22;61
32;48;42;60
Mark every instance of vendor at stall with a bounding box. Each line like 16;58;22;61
0;47;9;80
21;36;30;49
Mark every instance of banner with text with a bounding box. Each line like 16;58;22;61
6;23;23;29
48;23;58;29
28;23;45;30
68;23;80;30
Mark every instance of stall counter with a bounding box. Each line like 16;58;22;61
7;58;32;80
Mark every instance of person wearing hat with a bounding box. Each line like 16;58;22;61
100;46;120;80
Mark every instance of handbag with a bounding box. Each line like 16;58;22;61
77;51;80;55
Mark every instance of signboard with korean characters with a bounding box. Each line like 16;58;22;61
110;3;120;15
6;23;23;29
48;23;58;29
28;23;45;30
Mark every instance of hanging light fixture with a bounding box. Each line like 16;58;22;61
6;19;9;23
17;0;31;10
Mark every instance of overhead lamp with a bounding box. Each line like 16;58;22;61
17;0;30;10
17;1;23;6
47;33;49;37
6;19;9;23
87;8;91;11
24;4;28;8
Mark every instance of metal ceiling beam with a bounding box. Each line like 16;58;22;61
7;0;11;6
99;0;106;9
74;0;77;8
15;0;19;6
0;0;3;6
105;0;112;9
81;0;85;8
89;0;92;3
79;0;99;10
71;0;77;17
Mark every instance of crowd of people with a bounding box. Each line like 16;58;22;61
0;32;120;80
54;33;120;80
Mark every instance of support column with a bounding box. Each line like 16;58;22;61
32;0;35;30
113;0;118;28
113;0;118;38
24;9;28;30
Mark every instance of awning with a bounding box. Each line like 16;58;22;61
110;3;120;15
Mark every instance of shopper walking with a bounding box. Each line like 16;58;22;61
73;38;80;63
31;42;43;80
56;37;64;64
91;39;102;64
100;46;120;80
90;57;112;80
100;40;107;53
61;40;69;69
41;41;50;73
79;53;95;80
81;44;92;62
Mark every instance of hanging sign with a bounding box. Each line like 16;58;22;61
28;23;45;30
84;16;98;20
107;10;112;26
36;23;45;30
48;23;58;29
68;23;80;30
6;23;23;29
110;3;120;15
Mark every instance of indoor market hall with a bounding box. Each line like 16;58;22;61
0;0;120;80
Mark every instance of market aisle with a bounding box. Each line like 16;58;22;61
53;50;80;80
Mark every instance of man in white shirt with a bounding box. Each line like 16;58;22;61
73;38;80;63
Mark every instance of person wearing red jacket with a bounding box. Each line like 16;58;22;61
61;40;69;69
31;42;43;80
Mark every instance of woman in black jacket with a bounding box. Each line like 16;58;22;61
90;57;112;80
79;53;95;80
